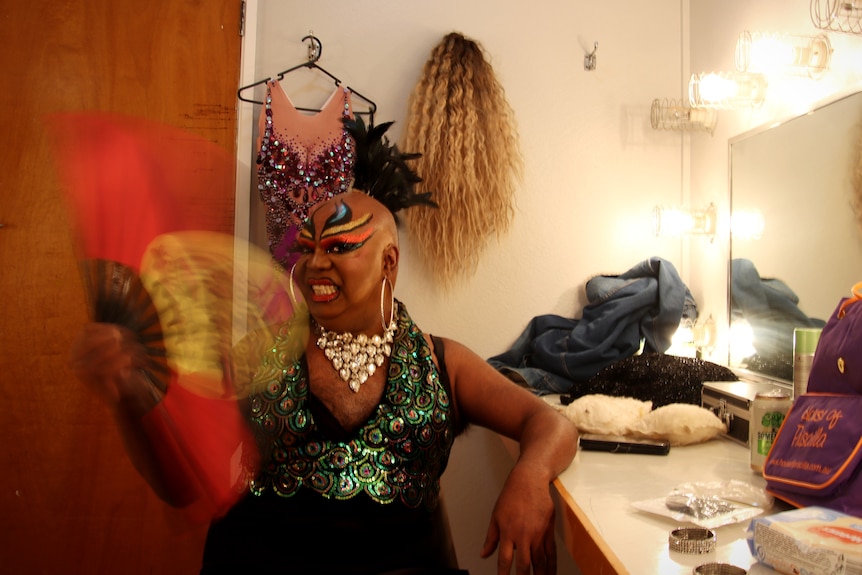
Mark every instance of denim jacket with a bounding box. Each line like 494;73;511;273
730;258;825;359
488;257;696;394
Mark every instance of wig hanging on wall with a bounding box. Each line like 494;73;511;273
401;32;523;288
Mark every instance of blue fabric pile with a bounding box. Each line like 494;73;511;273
488;257;697;395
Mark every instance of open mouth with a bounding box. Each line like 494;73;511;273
308;280;339;303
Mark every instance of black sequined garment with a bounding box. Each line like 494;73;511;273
562;352;738;407
201;302;463;574
740;353;793;382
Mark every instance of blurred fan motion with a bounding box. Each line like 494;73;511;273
48;112;301;398
47;112;305;521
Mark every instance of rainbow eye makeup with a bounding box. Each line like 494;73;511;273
298;200;375;254
320;227;374;253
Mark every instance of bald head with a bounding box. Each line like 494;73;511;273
306;189;397;240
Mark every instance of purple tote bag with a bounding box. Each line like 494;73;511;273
763;283;862;516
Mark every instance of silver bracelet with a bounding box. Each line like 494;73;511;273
668;527;717;554
692;562;747;575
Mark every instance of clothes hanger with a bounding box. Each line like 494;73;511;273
237;34;377;126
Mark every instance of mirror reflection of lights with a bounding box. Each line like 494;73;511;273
729;319;757;364
731;210;765;239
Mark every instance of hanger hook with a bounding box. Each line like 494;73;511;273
301;33;323;63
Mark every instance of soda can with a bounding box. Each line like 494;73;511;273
749;389;792;473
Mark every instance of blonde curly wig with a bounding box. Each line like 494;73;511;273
401;32;523;288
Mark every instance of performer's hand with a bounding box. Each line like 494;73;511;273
481;464;557;575
70;323;158;413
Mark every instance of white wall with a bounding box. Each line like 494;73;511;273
243;0;692;354
689;0;862;364
240;3;689;574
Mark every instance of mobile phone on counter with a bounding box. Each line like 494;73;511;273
578;433;670;455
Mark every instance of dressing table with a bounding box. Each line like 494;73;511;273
505;397;787;574
551;435;786;574
547;91;860;573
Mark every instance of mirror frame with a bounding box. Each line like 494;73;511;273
727;89;862;385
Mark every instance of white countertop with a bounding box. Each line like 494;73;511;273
554;435;785;574
497;395;794;573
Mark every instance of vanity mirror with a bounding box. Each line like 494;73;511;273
728;90;862;382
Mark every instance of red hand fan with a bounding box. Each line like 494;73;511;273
48;112;300;521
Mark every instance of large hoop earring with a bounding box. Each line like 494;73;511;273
289;263;298;306
380;276;395;331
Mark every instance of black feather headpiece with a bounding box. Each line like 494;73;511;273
343;116;437;216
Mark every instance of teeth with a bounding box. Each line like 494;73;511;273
311;284;337;296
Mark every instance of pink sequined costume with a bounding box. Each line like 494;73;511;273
256;82;355;268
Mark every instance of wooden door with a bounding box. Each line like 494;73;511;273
0;1;241;572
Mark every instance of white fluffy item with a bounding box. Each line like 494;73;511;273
563;394;726;446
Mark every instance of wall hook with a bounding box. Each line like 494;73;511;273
302;31;322;63
584;41;598;71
